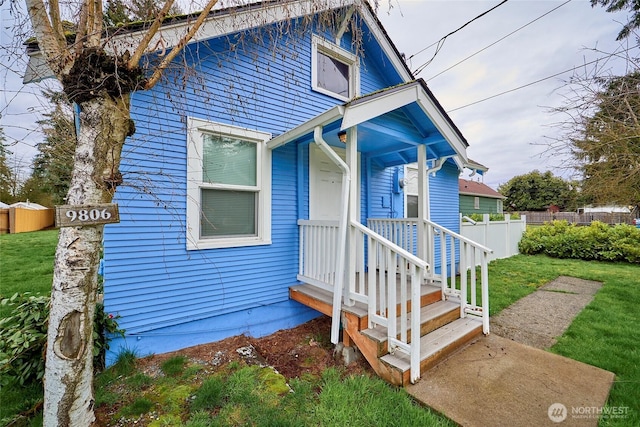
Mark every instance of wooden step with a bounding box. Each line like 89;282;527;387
290;283;442;324
380;317;483;386
360;300;460;357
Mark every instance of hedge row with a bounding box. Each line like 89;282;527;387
518;221;640;263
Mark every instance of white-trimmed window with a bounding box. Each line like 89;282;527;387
404;165;419;218
187;117;271;250
311;35;359;101
474;196;480;209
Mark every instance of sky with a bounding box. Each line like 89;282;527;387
377;0;632;189
0;0;633;189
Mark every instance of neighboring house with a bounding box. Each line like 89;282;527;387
459;178;505;215
24;1;493;384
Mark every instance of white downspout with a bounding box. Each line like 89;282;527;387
313;126;351;344
425;155;455;219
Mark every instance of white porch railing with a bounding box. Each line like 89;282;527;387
297;219;429;383
368;218;492;334
297;219;340;291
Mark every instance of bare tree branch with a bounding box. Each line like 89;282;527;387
88;0;104;47
145;0;220;89
48;0;68;51
75;1;90;48
127;0;177;69
25;0;72;77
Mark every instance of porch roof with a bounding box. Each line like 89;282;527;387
267;79;469;167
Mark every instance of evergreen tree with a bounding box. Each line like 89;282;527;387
591;0;640;40
31;90;75;205
0;127;14;203
571;72;640;208
104;0;182;26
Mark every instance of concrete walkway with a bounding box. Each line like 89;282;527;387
406;276;616;426
491;276;603;349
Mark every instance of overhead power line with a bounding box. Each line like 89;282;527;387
447;45;639;113
426;0;572;82
411;0;510;76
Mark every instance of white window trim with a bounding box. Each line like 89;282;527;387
186;117;272;250
404;165;418;218
311;35;359;101
474;196;480;210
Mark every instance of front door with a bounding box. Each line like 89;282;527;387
309;144;346;221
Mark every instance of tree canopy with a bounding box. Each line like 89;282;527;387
591;0;640;40
498;170;579;212
26;91;76;206
571;72;640;208
104;0;183;27
0;128;14;203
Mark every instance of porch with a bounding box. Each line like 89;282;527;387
291;217;492;385
267;79;492;384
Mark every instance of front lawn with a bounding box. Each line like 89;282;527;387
0;230;57;318
1;230;638;425
487;255;640;426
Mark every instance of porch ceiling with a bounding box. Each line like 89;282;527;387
267;79;469;167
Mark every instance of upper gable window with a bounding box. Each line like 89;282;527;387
312;35;359;101
186;118;272;250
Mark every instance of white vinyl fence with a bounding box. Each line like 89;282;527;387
460;214;526;263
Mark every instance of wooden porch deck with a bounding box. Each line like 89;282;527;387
290;280;483;386
295;218;491;385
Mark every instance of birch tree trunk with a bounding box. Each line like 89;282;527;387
43;94;131;427
23;0;218;422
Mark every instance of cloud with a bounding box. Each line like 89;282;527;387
1;0;633;191
380;0;632;189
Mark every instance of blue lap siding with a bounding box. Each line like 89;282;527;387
102;16;412;360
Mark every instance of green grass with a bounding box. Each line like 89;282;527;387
488;255;640;426
160;355;188;377
313;368;454;426
0;231;56;426
1;231;639;426
0;379;43;426
0;230;57;317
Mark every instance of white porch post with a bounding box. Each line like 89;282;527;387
313;127;350;344
417;145;427;264
346;126;358;305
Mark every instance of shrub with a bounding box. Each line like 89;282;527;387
94;302;125;371
0;293;124;385
0;294;49;386
519;221;640;263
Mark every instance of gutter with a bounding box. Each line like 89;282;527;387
427;155;454;176
313;126;350;344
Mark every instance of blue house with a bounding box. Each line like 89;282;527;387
102;0;493;385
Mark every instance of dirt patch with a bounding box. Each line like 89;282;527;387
95;315;372;425
133;315;370;380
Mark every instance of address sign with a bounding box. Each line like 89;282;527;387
55;204;120;228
